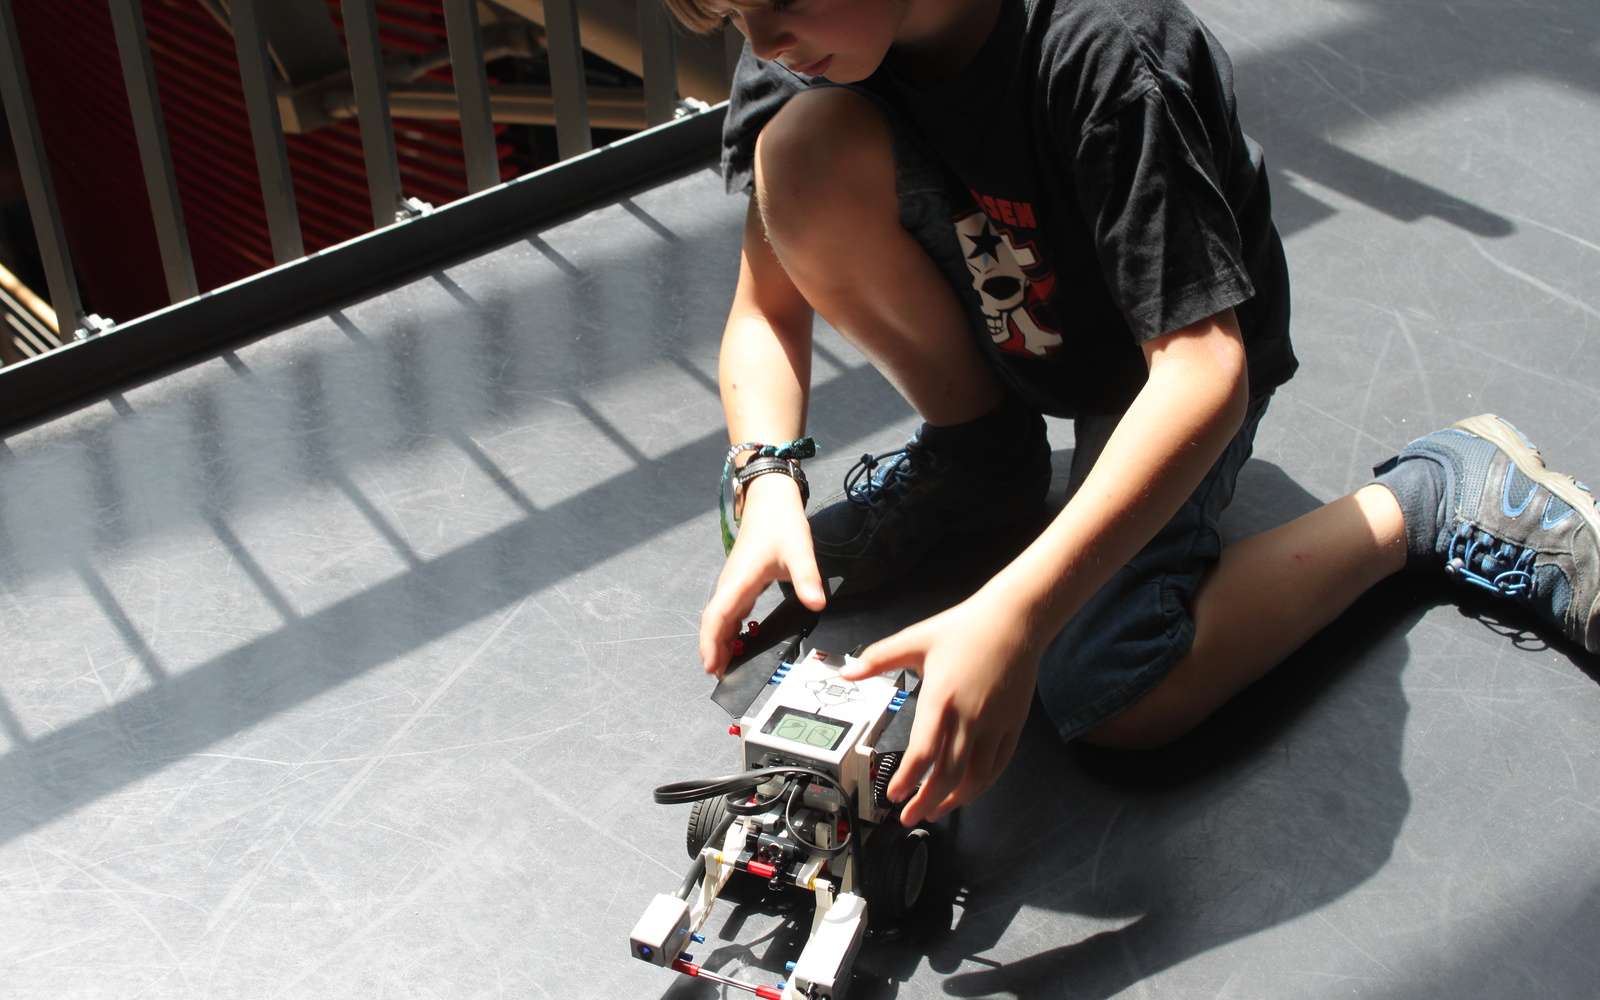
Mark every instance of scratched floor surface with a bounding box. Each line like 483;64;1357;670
2;0;1598;996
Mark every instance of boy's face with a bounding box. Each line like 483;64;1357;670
723;0;909;83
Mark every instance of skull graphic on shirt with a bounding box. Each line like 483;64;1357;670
954;211;1063;357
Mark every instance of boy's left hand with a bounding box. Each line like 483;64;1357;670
840;589;1039;828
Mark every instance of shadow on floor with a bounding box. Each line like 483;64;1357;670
833;458;1435;999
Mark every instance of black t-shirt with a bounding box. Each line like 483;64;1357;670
722;0;1295;417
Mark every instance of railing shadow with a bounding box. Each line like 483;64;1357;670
0;176;919;846
1229;0;1598;241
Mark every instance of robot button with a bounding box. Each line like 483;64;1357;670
728;724;741;736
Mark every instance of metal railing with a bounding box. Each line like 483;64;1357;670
0;0;733;351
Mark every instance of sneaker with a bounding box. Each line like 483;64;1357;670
808;418;1052;595
1391;414;1600;653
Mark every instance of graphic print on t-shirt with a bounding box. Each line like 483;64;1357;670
954;204;1063;357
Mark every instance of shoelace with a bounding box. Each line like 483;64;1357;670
843;439;930;509
1445;523;1537;597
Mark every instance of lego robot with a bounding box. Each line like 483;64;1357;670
629;609;928;1000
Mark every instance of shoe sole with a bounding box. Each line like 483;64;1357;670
1453;413;1600;652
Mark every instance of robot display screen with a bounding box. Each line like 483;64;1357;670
762;707;849;751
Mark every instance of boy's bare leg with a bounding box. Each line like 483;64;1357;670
1082;484;1409;749
755;86;1005;426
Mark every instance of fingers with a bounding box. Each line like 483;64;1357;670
698;567;767;676
900;716;968;828
699;534;823;675
839;622;928;680
889;700;934;819
701;483;819;674
927;728;1015;823
898;728;1016;827
784;537;828;611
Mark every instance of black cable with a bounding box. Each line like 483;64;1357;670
655;766;856;860
653;765;796;805
675;854;706;901
782;777;855;859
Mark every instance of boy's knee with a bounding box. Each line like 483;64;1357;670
1077;711;1188;751
754;88;897;227
1076;681;1203;751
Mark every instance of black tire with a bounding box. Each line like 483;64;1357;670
686;795;731;859
861;821;931;921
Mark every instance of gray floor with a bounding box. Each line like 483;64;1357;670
3;0;1599;996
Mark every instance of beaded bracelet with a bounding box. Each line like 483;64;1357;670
719;438;816;554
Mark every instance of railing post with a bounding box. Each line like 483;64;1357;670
443;0;501;194
340;0;409;228
232;0;305;264
107;0;197;304
636;0;679;128
0;0;95;338
543;0;592;160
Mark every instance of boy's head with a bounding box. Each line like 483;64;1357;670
662;0;913;85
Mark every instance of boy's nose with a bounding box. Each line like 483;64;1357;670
736;13;794;63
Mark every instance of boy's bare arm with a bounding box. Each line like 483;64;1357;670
721;197;813;447
699;198;829;676
843;308;1251;826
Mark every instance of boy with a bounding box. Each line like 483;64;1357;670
665;0;1600;832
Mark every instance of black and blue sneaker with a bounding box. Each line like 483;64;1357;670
809;412;1052;595
1380;414;1600;653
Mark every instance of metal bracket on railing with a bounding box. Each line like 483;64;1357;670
74;314;116;341
395;197;435;224
674;98;712;120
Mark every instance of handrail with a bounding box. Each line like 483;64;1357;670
0;103;727;433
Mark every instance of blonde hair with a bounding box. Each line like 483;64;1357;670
660;0;760;35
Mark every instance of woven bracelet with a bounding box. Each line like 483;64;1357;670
718;438;816;554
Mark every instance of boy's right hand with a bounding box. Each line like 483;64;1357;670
699;472;828;676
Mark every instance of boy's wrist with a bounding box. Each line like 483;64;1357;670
718;437;816;553
736;455;809;505
737;462;807;514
